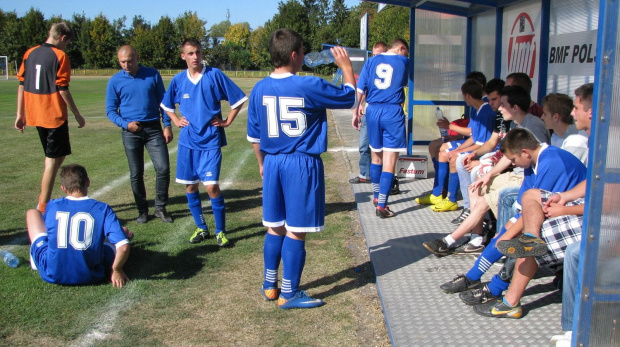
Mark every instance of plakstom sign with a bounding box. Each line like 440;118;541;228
548;30;597;76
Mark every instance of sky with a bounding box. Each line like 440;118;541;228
3;0;364;31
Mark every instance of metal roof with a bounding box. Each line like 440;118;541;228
362;0;530;17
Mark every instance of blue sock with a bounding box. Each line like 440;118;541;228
432;157;439;188
370;163;382;200
263;233;285;288
186;191;207;230
466;227;507;281
447;172;459;203
487;274;510;297
210;194;225;233
280;237;306;299
502;296;515;307
377;172;394;208
432;162;449;196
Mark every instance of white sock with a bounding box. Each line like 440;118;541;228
444;235;456;247
469;234;484;247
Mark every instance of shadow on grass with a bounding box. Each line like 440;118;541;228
0;227;29;246
303;260;376;300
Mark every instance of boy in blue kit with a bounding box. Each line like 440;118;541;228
28;164;132;287
439;128;586;303
161;38;248;246
356;38;409;218
247;28;356;309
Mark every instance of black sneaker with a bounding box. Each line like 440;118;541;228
153;207;173;223
459;284;499;305
497;234;548;258
451;208;470;224
376;206;395;218
136;212;148;224
473;298;522;318
440;274;482;294
422;238;453;257
453;242;485;255
390;177;401;195
349;176;370;184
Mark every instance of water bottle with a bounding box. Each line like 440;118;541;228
304;49;335;67
435;107;449;139
1;250;19;268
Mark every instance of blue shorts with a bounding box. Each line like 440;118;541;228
366;104;406;152
262;153;325;233
176;145;222;185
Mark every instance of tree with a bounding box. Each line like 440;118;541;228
175;11;207;43
0;10;24;64
265;0;311;53
67;13;91;68
369;6;410;45
151;16;180;68
208;20;231;46
224;22;251;48
249;26;272;70
20;8;48;49
83;14;119;68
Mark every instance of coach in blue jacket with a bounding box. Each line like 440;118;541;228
106;45;173;224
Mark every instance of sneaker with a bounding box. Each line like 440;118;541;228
422;238;453;257
390;177;401;195
153;207;173;223
414;193;442;205
277;290;324;309
215;232;230;247
376;206;395;218
372;198;378;207
451;208;470;224
261;285;280;301
497;234;548;258
440;274;482;294
136;212;148;224
459;284;499;305
473;297;522;318
430;198;458;212
349;176;370;184
189;228;209;244
453;242;485;255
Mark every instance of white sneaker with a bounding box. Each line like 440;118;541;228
550;331;571;346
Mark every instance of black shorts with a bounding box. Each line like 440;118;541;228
37;121;71;158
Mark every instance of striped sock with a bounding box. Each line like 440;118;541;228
377;172;394;208
280;237;306;299
370;163;382;200
263;233;285;288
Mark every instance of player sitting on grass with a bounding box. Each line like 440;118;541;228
28;164;132;288
248;28;356;309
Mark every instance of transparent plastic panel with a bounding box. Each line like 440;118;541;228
471;10;496;80
605;12;620;168
587;302;620;346
594;184;620;291
412;105;467;143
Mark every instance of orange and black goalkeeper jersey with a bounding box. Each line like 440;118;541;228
17;43;71;128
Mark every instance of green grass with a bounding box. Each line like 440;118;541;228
0;77;387;346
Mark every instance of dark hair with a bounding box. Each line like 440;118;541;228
505;72;533;93
484;78;505;95
500;128;539;154
389;38;409;51
60;164;89;194
467;71;487;89
269;28;303;68
50;22;74;41
461;79;483;100
500;85;531;112
181;38;202;51
574;83;594;111
542;93;574;124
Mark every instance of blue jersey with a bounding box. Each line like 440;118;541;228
516;145;587;208
161;66;247;150
247;73;356;155
357;53;409;105
38;196;129;285
469;102;495;145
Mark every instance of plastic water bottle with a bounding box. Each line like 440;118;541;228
435;107;449;139
1;250;19;268
304;49;335;67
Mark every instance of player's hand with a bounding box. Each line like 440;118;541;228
75;114;86;128
211;117;230;128
543;192;566;209
543;203;567;218
436;118;450;130
122;226;134;241
463;152;476;165
351;111;360;130
173;116;189;128
259;165;264;179
330;46;353;72
111;269;129;288
469;174;490;192
127;121;141;133
15;114;26;133
163;127;173;144
464;160;479;171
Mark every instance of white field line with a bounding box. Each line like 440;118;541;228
72;108;251;346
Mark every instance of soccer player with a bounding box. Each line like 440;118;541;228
15;22;86;214
28;164;131;287
247;28;356;309
161;38;247;246
107;45;173;224
357;38;409;218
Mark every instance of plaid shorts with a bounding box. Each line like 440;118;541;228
537;190;585;267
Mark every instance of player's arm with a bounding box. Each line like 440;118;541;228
496;216;524;243
472;132;500;157
352;92;366;130
15;84;26;132
154;72;173;143
252;142;264;179
332;47;355;88
111;243;130;288
212;100;247;128
470;155;512;191
59;89;85;128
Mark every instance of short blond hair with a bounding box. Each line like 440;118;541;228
49;22;74;41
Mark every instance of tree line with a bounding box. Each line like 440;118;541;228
0;0;411;73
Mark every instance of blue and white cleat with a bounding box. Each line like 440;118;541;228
277;290;324;309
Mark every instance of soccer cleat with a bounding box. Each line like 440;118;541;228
451;208;470;224
422;238;453;257
497;234;548;258
376;206;395;218
453;242;485;255
430;198;458;212
277;290;324;309
153;207;173;223
372;198;378;207
440;274;482;294
459;284;499;305
414;193;442;205
136;212;148;224
473;298;522;319
349;176;370;184
261;285;280;301
215;232;230;247
189;228;209;244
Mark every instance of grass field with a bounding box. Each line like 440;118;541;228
0;76;388;346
